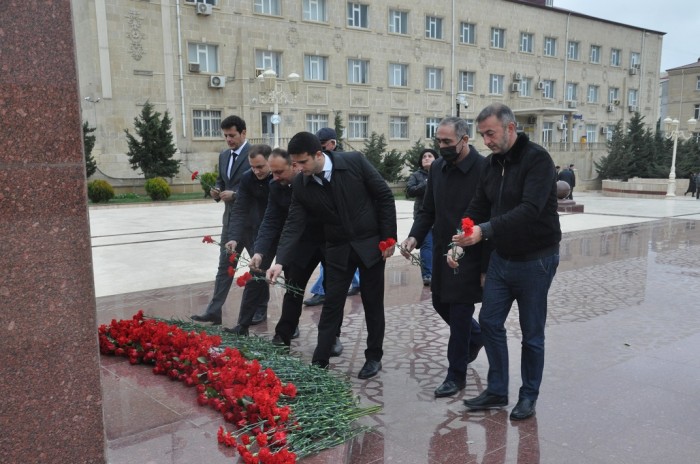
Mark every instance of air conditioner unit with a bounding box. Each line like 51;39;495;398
629;68;638;76
527;116;537;124
567;101;577;109
628;105;638;113
536;81;545;90
600;126;607;135
510;83;521;92
255;68;265;77
209;75;226;88
613;99;621;106
633;63;641;69
196;2;212;15
557;122;566;130
607;104;615;112
513;72;523;81
188;63;200;73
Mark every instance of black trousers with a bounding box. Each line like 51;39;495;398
235;251;274;327
274;248;324;345
313;248;386;364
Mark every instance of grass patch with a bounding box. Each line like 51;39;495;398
90;191;207;205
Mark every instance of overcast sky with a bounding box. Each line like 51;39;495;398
554;0;699;71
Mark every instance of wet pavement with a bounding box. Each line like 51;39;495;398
94;193;700;463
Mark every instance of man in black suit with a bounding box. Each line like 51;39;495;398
191;115;252;325
267;132;397;379
222;144;274;335
557;164;576;200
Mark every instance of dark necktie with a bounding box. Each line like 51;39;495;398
227;149;236;178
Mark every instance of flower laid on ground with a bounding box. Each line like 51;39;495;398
99;311;380;463
378;237;396;252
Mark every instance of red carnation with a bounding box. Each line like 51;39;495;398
202;235;214;244
378;237;397;252
461;217;474;236
236;272;253;287
191;170;199;181
227;266;235;278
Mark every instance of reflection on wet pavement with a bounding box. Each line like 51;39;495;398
100;218;700;463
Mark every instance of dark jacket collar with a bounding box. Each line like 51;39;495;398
440;145;481;173
491;132;530;165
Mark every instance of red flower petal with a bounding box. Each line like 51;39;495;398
191;171;199;181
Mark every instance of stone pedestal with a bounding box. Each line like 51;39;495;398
557;199;585;213
0;2;106;462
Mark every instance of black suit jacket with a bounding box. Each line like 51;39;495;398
276;151;397;271
227;170;272;245
254;178;325;269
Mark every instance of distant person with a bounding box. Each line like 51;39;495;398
405;148;438;287
695;172;700;199
684;172;696;196
303;127;360;306
191;115;252;326
557;164;576;200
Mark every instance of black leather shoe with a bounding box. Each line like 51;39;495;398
434;380;466;398
291;326;300;339
423;278;431;287
190;313;222;325
347;287;360;296
223;325;249;336
311;359;329;369
303;294;325;306
510;398;536;420
358;360;382;379
330;337;343;357
464;391;508;410
271;334;288;346
468;342;483;364
251;310;267;325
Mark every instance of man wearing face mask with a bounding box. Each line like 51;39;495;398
399;117;488;398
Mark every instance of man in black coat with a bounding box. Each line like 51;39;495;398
267;132;397;379
400;117;486;398
557;164;576;200
191;115;251;325
222;144;273;335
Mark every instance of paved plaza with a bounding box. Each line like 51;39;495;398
94;192;700;463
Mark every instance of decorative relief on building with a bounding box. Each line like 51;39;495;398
333;34;344;53
390;91;409;109
287;27;299;47
581;68;588;80
414;41;422;61
425;92;443;111
126;9;145;61
479;51;487;69
306;86;328;106
349;88;369;108
602;70;608;83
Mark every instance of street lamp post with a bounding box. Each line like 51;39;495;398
664;117;698;197
257;69;300;148
455;92;468;118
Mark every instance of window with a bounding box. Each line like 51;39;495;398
567;41;579;60
303;0;326;22
630;52;640;69
697;77;700;91
193;109;222;138
491;28;505;49
389;63;408;87
388;9;407;35
459;71;475;93
389;116;408;139
542;79;555;99
304;55;327;81
590;45;601;64
542;122;553;145
544;37;556;57
464;119;475;138
255;50;281;75
425;16;443;40
610;48;621;67
188;43;218;73
628;89;638;107
348;115;368;139
347;2;368;29
425;117;440;139
489;74;504;95
520;33;533;53
586;124;598;143
254;0;280;15
347;59;369;84
520;77;532;97
306;113;329;133
606;125;616;141
425;67;443;90
460;22;476;45
695;104;700;119
587;85;599;103
608;87;620;104
566;83;578;101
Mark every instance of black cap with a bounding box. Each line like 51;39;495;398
316;127;337;142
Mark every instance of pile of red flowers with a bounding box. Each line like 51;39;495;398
99;310;298;463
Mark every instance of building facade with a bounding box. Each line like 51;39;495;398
664;59;700;136
72;0;664;182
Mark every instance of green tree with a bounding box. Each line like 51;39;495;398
83;121;97;178
333;111;345;151
124;101;180;179
402;139;429;173
362;132;404;183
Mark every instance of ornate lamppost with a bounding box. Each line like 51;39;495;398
257;69;300;148
664;116;697;196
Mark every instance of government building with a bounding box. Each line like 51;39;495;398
72;0;664;185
